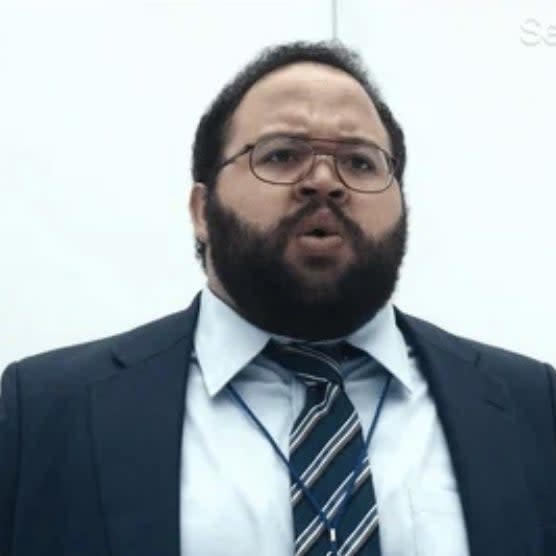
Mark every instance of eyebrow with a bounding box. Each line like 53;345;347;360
254;131;381;146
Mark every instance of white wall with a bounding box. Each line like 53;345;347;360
339;0;556;363
1;0;555;370
0;0;331;369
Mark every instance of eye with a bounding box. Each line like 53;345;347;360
261;148;300;165
341;154;377;173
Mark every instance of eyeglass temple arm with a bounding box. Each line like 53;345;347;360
217;144;254;171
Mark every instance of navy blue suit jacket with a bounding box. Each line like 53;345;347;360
1;294;556;555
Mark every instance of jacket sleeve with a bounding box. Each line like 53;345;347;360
0;363;20;556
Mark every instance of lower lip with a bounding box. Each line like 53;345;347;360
296;234;344;253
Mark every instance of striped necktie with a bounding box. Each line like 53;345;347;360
264;340;382;556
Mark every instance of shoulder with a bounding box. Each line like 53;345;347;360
396;309;554;386
4;299;199;399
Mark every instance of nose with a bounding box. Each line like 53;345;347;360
293;153;349;203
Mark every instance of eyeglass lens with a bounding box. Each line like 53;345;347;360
251;136;392;191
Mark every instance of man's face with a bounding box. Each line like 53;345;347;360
190;62;407;339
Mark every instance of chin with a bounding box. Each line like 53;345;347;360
288;267;348;302
287;250;353;274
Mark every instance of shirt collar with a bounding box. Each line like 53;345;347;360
346;302;414;393
194;287;415;397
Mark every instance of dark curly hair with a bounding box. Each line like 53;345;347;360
191;40;406;267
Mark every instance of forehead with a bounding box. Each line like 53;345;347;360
226;62;389;150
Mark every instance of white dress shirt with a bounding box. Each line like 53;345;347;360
180;288;470;556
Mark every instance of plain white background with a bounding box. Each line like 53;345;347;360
1;0;555;372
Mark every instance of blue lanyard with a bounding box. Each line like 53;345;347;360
226;373;392;554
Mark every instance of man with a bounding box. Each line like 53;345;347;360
1;41;555;556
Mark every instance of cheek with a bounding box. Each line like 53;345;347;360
353;185;403;235
217;174;290;228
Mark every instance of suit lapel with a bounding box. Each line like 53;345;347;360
89;297;200;556
396;310;541;556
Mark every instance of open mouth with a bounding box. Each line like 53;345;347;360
293;208;346;253
304;227;336;238
296;225;344;254
297;209;343;237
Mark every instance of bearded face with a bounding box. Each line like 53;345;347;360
189;63;407;339
203;191;407;340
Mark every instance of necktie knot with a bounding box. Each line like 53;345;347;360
264;340;361;386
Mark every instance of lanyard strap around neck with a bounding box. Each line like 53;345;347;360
226;373;392;551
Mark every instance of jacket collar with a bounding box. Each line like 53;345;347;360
112;297;200;368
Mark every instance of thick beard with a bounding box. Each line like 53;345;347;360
204;191;408;340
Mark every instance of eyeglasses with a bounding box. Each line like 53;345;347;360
216;134;397;193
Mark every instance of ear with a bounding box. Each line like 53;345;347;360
189;182;209;243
